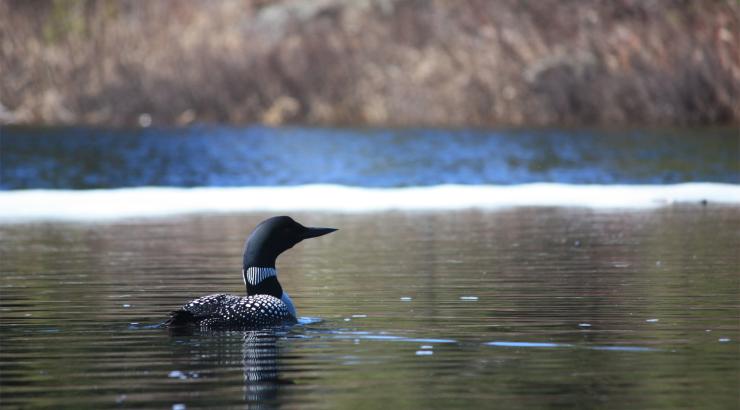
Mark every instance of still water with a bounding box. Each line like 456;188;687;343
1;126;738;189
1;208;738;409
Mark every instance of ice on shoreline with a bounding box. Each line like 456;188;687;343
0;183;737;222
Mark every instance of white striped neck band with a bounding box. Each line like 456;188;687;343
243;266;277;286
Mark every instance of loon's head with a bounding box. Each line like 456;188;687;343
242;216;337;268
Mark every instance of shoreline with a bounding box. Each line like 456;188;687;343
1;0;737;128
1;183;738;222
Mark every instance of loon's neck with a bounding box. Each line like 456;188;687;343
242;266;297;318
243;266;282;298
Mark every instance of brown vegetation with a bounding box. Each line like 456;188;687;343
1;0;738;127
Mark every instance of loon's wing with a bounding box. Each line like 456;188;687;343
165;293;237;327
166;294;295;328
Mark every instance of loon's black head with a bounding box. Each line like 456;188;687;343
243;216;337;268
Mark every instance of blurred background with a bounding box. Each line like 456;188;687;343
1;0;738;128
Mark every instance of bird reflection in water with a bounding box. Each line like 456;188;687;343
168;327;293;409
242;329;293;407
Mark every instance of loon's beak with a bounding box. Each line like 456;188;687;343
302;226;337;239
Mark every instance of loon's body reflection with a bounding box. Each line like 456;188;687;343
242;329;291;407
169;327;292;409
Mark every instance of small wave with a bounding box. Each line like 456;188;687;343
297;316;323;326
330;331;457;344
0;183;737;221
486;341;565;348
485;341;659;352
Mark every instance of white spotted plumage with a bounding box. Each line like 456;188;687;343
181;293;295;328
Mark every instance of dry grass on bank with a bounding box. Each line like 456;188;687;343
1;0;738;127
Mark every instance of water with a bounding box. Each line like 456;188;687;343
1;126;737;189
2;209;738;409
1;126;738;409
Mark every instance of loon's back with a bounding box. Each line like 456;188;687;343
166;294;296;329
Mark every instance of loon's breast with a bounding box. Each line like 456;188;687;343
172;293;296;329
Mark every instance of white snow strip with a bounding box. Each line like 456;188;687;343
0;183;737;221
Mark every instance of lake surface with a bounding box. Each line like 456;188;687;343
1;125;738;408
1;208;738;409
1;126;738;189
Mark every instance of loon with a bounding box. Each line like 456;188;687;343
166;216;336;329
